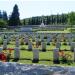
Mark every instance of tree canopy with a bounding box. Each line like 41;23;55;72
8;4;20;26
0;4;75;27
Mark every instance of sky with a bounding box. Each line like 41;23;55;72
0;0;75;19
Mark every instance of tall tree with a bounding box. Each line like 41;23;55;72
0;10;2;19
68;12;75;25
2;11;8;21
9;4;20;26
23;19;26;25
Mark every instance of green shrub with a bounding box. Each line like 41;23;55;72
63;42;67;45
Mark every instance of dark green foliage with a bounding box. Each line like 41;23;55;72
2;11;8;21
61;56;67;64
0;11;2;19
8;4;20;26
68;12;75;25
0;19;7;27
23;13;68;25
63;42;67;45
37;41;41;45
44;36;47;39
47;43;50;45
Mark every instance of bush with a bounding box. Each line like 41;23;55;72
63;42;67;45
44;36;47;39
0;19;7;27
47;43;50;45
73;39;75;42
38;41;41;45
32;39;35;42
61;56;67;64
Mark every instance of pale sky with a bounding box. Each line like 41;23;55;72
0;0;75;19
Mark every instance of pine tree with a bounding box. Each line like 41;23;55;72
0;10;2;19
9;4;20;26
2;11;8;21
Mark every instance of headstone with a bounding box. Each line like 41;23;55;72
71;42;75;52
6;34;10;44
14;47;20;59
15;36;19;47
41;34;44;42
32;48;39;63
57;37;61;43
0;47;3;53
32;36;35;42
53;48;60;64
28;41;32;51
24;37;29;45
36;33;39;38
41;42;46;52
36;38;39;45
56;42;61;49
47;37;51;45
3;39;7;50
68;37;72;45
74;48;75;62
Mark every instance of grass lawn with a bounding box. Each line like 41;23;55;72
37;29;70;33
0;28;74;66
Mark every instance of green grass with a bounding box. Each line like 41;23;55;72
0;28;74;66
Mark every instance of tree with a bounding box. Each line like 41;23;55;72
23;19;26;25
2;11;8;21
0;11;2;19
8;4;20;26
0;19;7;27
68;12;75;25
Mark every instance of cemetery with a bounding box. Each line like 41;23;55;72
0;27;75;66
1;1;75;75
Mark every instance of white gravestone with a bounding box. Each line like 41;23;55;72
56;42;61;49
74;48;75;62
68;37;72;45
41;34;44;42
24;37;29;45
28;41;32;51
47;37;51;45
15;37;19;47
3;39;7;50
41;42;46;52
53;48;60;64
32;48;39;63
36;38;39;45
71;42;75;52
14;47;20;59
0;47;3;53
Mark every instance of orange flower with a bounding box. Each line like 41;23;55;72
58;51;65;57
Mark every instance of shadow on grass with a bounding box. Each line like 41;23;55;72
12;58;19;62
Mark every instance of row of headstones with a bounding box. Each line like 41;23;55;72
31;48;75;63
1;33;75;40
1;33;73;44
3;36;75;52
1;35;75;63
1;47;75;64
